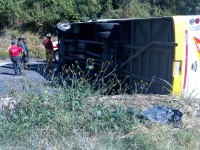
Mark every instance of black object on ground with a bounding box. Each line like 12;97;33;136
142;105;183;124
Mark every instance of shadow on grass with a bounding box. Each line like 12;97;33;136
27;61;72;87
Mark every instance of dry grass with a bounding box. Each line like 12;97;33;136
1;85;200;149
86;94;200;149
0;29;57;59
87;94;200;118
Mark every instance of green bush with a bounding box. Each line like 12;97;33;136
1;0;196;32
0;50;9;59
29;48;46;59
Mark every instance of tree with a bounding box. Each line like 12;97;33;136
175;1;200;15
1;0;199;31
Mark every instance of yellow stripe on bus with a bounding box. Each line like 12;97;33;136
172;16;187;96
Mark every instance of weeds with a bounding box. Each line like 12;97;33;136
0;61;200;149
0;50;9;59
132;76;155;94
0;62;140;148
157;77;173;93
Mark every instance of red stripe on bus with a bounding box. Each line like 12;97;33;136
194;37;200;43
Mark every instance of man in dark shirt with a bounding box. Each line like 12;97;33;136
17;35;30;70
9;41;24;75
44;33;54;68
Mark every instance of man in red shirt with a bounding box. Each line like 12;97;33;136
9;41;24;75
44;33;53;68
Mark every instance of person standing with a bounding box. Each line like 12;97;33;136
43;33;54;68
23;37;29;56
17;35;30;70
9;41;24;75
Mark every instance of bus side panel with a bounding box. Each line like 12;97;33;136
183;16;200;98
173;16;200;98
116;18;175;94
172;16;187;96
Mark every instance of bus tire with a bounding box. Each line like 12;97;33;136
95;31;119;41
95;23;120;32
53;50;59;63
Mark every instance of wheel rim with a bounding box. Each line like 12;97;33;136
54;52;59;62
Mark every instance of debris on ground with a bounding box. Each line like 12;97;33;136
0;97;17;110
142;105;183;124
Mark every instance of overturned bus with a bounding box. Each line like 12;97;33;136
56;16;200;98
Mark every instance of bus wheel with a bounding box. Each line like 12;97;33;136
95;23;120;32
53;50;59;63
95;31;119;41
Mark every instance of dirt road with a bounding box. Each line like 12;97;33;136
0;58;57;98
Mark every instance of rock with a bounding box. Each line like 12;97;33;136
0;97;17;111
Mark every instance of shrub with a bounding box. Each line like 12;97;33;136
0;50;9;59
